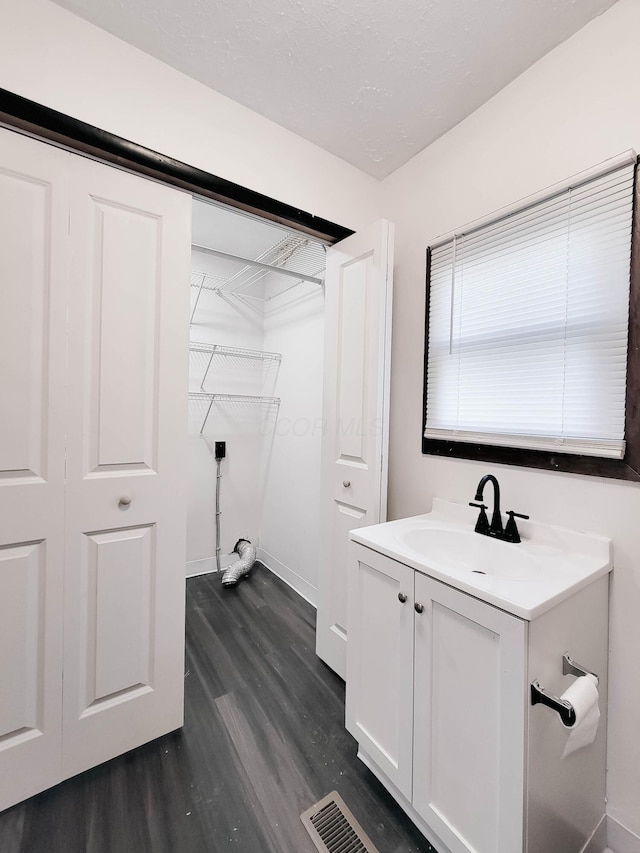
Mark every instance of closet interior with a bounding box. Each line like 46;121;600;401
187;198;328;601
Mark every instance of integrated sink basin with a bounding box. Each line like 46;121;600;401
349;498;612;619
400;526;539;579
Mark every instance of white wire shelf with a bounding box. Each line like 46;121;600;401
189;391;281;434
189;392;281;403
190;269;228;292
189;342;281;391
189;342;282;361
190;232;326;319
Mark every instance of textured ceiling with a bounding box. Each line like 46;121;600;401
53;0;618;178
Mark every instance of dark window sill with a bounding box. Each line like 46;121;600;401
422;436;640;482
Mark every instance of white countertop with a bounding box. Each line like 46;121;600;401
349;499;612;620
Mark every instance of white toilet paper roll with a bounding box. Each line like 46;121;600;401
561;673;600;759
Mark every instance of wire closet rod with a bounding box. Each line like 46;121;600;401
191;243;324;285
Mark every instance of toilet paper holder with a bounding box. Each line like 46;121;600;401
530;653;598;727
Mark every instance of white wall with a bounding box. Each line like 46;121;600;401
186;200;325;590
260;282;325;604
186;250;325;595
187;248;266;574
381;0;640;838
0;0;382;233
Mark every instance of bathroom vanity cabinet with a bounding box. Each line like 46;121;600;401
346;506;610;853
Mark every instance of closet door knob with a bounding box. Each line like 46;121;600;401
118;496;132;508
342;480;351;488
398;592;407;604
414;602;424;614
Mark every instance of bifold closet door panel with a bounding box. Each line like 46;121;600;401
316;220;394;679
63;156;191;778
0;128;68;810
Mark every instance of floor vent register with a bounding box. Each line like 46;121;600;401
300;791;380;853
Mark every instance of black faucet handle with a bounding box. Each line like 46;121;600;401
504;510;529;543
469;502;490;534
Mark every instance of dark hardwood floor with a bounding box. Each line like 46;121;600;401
0;564;437;853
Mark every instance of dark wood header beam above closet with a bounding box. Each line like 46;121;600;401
0;87;353;244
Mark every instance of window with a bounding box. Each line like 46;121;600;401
422;156;640;480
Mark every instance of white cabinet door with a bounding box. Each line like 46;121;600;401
346;545;414;799
0;129;69;811
317;220;394;679
412;573;527;853
62;157;191;777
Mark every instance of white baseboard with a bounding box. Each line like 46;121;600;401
188;549;319;608
186;553;235;578
258;547;318;607
582;816;607;853
607;815;640;853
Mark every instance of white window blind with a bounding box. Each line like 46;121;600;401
425;161;635;458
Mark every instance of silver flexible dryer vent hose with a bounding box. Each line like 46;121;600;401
221;538;256;588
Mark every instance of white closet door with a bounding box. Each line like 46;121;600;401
0;129;68;810
316;220;394;679
63;156;191;777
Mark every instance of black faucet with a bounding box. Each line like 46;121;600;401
469;474;529;543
